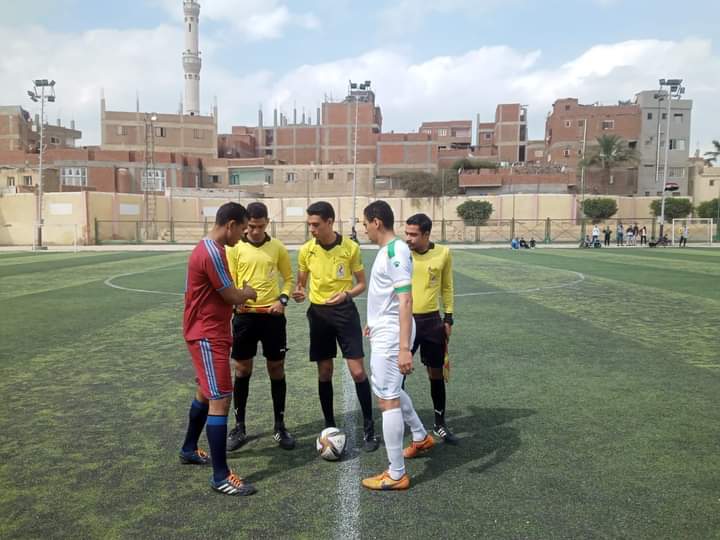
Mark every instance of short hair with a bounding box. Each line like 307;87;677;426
247;201;268;220
363;200;394;230
406;213;432;234
215;202;248;226
307;201;335;221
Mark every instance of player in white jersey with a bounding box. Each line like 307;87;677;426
360;201;434;491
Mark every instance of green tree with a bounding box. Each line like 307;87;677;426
457;200;493;225
649;198;694;221
392;170;459;197
452;158;499;171
581;198;618;222
696;198;719;221
703;140;720;166
580;134;639;185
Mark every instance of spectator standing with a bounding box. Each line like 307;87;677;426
616;223;624;246
603;225;612;247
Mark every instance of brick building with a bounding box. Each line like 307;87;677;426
544;98;641;169
475;104;528;163
0;106;80;152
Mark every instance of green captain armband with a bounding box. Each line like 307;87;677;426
394;285;411;294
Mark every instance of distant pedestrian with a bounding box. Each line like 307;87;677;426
616;223;624;246
679;225;689;247
603;226;611;247
640;226;648;246
626;228;635;247
591;225;600;244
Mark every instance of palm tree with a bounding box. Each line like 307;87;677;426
704;140;720;166
579;134;639;187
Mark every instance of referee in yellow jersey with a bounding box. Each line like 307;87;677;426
292;201;379;452
404;213;459;444
226;202;295;451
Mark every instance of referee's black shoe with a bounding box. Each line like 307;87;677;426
363;419;380;452
227;423;248;452
273;425;296;450
433;423;460;445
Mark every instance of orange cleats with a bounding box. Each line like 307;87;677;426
403;433;435;459
361;470;410;491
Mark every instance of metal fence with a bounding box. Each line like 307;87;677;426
95;218;673;246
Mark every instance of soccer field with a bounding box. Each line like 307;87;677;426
1;247;719;539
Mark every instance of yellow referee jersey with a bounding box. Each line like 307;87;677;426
226;235;294;308
411;242;454;315
298;234;363;305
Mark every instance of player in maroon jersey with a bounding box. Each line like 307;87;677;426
179;202;259;496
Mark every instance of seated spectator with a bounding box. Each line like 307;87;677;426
511;237;520;250
529;237;536;248
519;237;530;249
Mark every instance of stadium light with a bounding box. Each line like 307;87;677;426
656;78;685;241
27;78;57;250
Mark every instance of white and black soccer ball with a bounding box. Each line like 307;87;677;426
316;427;346;461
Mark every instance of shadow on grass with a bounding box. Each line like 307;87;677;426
410;406;536;487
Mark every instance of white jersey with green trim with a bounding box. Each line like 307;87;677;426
367;238;413;331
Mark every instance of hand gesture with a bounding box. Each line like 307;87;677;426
291;284;306;303
240;281;257;303
268;301;285;315
398;349;413;375
325;291;348;306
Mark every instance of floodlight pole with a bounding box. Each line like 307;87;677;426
28;79;56;250
351;91;359;235
657;78;684;241
579;117;588;220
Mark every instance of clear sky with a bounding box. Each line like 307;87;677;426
2;0;718;150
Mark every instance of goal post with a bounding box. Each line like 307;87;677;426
32;223;80;253
671;218;713;246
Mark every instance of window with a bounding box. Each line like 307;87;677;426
673;113;684;124
61;167;87;187
563;149;571;157
154;127;166;138
313;172;320;180
534;150;543;158
265;173;273;185
7;177;15;187
484;133;492;140
437;128;448;137
211;175;220;184
710;179;715;187
229;174;239;185
347;172;354;182
661;113;667;120
577;119;585;128
265;149;273;156
141;169;165;191
23;175;32;186
50;136;60;144
628;141;637;149
601;120;615;130
286;172;296;183
645;191;650;196
422;128;432;135
565;104;571;111
193;129;204;139
577;149;583;156
328;172;334;180
116;125;128;136
647;112;653;120
564;120;572;128
669;139;686;151
668;167;686;178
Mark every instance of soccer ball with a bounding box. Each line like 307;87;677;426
316;427;346;461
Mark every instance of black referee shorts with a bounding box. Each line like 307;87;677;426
231;313;287;361
412;311;447;369
307;297;364;362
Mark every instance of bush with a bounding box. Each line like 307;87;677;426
582;198;618;223
457;200;493;225
392;170;459;197
696;198;719;222
452;158;499;171
649;198;693;221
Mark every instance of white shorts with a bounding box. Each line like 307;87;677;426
369;323;415;401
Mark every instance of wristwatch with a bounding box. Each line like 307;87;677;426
443;313;454;326
279;294;289;306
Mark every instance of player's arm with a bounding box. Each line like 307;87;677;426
226;245;239;285
441;250;454;338
397;290;414;375
292;245;308;303
204;250;256;306
348;243;367;297
270;246;294;314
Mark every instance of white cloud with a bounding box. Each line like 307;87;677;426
0;24;718;153
155;0;319;41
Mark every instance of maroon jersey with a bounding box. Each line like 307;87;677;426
183;238;234;342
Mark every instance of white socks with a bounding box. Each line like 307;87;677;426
400;389;427;442
382;408;405;480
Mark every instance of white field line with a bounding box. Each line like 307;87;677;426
103;263;185;296
335;366;361;540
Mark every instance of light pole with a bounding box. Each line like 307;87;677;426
348;79;370;238
579;117;588;221
656;78;685;241
27;79;56;250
